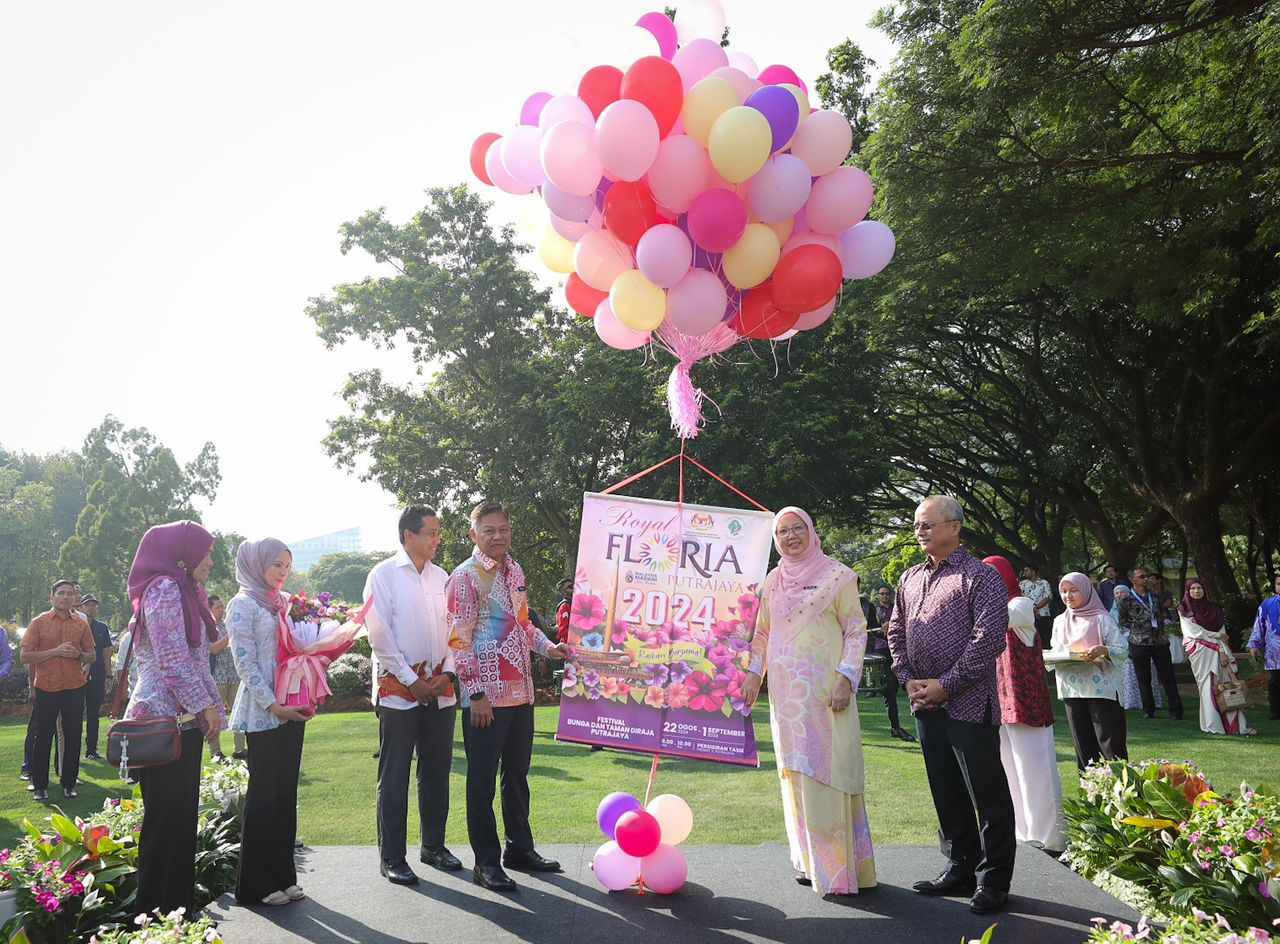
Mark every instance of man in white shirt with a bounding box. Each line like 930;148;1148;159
1018;565;1053;649
364;505;459;887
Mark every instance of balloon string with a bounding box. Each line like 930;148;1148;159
644;753;660;807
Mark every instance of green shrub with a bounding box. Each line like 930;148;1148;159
326;652;371;699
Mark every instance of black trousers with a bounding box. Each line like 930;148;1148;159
136;727;204;916
462;702;535;868
236;722;305;902
24;708;37;770
1267;669;1280;718
376;702;456;864
878;668;903;730
83;678;106;754
31;688;82;791
1034;615;1053;650
1063;697;1127;770
1129;642;1184;717
915;708;1017;892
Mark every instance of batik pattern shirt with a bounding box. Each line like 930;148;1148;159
124;578;223;729
884;547;1009;724
1248;597;1280;671
1115;591;1167;646
447;548;554;708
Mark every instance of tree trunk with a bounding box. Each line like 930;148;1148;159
1170;498;1240;602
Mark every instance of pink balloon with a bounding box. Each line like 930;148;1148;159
593;840;643;890
500;125;545;188
757;64;807;94
773;327;800;340
485;142;533;195
596;100;661;182
538;93;595;132
542;120;604;197
707;66;755;102
550;213;594;241
747;155;812;223
838;220;896;279
521;92;552;126
793;296;837;330
726;50;758;77
666;268;728;335
636;12;678;60
543;180;596;222
807;166;873;235
790;110;854;177
672;38;729;92
636;223;693;288
782;231;839;256
640;844;688;894
687;188;746;252
575;229;635;291
646;134;711;214
594;300;651;350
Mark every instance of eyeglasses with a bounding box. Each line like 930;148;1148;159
912;519;959;533
776;525;807;538
1132;573;1148;579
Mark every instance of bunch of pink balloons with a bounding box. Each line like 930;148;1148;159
592;791;694;894
468;1;895;436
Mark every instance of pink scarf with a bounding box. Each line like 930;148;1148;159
762;506;851;632
1061;572;1109;649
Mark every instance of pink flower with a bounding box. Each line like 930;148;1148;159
569;594;606;631
736;593;760;629
1192;909;1212;922
711;619;736;640
644;686;666;708
610;622;633;646
601;676;620;699
686;671;724;712
665;681;691;710
615;681;632;701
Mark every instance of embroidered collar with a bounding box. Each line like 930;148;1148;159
472;546;501;572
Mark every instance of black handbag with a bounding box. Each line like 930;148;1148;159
105;636;182;777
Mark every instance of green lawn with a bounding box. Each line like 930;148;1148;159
2;694;1276;851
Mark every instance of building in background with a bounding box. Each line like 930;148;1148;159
289;527;362;573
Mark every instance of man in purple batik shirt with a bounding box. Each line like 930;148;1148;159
884;495;1016;916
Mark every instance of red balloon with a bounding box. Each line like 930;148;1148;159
579;65;624;119
470;132;501;186
771;245;843;314
732;282;800;339
565;274;608;318
603;181;659;246
615;810;662;858
620;57;683;137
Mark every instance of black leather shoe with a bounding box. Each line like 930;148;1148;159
379;860;419;886
912;872;977;896
85;752;103;761
33;789;49;801
1171;713;1184;721
502;849;562;872
890;726;917;742
473;865;517;891
63;788;78;799
420;846;463;871
794;873;812;886
969;886;1009;914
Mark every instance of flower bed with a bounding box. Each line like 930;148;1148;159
1;762;245;944
1063;757;1280;937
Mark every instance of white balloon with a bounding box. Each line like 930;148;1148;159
674;0;727;44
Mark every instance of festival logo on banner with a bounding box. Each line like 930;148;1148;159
555;492;772;766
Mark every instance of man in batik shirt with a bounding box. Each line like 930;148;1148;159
447;500;570;892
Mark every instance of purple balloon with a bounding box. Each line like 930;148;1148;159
687;188;747;253
636;11;678;60
543;180;596;222
521;91;552;126
692;246;722;270
595;177;615;211
746;86;800;153
597;792;643;839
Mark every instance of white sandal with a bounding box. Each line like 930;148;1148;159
285;885;306;901
261;891;290;906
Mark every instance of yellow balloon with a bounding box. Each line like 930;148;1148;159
723;223;781;289
537;226;575;274
610;270;666;331
765;216;795;245
515;194;548;237
708;106;772;184
779;84;809;150
682;77;740;148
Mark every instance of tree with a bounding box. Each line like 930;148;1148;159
58;417;220;621
0;451;85;624
300;551;393;603
855;0;1280;601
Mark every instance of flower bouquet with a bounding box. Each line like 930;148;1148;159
275;592;373;711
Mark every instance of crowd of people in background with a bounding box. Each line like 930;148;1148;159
2;495;1279;921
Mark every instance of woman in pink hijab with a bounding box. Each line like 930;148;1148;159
1046;572;1129;769
743;507;876;897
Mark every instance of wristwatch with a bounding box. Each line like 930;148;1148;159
470;691;487;702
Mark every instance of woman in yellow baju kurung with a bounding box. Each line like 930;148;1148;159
744;506;876;896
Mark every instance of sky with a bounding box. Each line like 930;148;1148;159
0;0;896;551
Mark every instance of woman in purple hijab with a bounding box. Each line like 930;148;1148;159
123;520;225;916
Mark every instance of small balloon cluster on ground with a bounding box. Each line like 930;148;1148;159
468;0;895;437
592;791;693;894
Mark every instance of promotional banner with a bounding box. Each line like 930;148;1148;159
556;492;772;766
